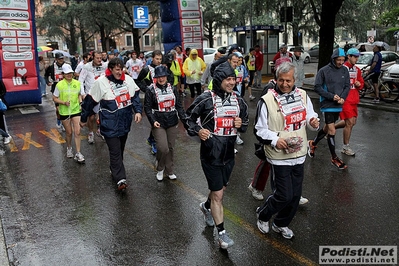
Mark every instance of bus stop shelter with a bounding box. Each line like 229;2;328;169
233;25;284;75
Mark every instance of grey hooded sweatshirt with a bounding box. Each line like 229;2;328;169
314;48;350;112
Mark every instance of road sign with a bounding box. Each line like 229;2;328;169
133;6;149;28
394;31;399;39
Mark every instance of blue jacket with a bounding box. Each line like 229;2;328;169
80;74;142;138
314;48;350;112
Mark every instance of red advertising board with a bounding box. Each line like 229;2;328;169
0;0;41;106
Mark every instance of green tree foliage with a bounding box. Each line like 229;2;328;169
201;0;231;48
36;0;160;53
36;0;79;52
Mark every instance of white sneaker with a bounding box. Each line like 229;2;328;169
257;220;269;234
218;230;234;249
299;196;309;205
249;95;256;101
256;207;269;234
272;223;294;239
60;124;65;132
88;132;95;144
168;174;177;180
74;152;85;163
234;149;238;154
248;184;264;200
235;135;244;145
66;147;73;158
341;146;355;156
3;136;11;144
199;202;214;227
156;170;164;181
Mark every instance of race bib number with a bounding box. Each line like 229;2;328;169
112;85;131;109
159;99;175;110
285;110;306;125
115;92;131;109
216;117;234;128
55;74;63;82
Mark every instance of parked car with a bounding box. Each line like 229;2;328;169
287;45;311;64
382;61;399;83
306;43;339;58
356;51;399;70
203;48;218;65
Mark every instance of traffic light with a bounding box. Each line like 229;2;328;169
279;6;293;23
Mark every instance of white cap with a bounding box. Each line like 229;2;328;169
62;64;74;74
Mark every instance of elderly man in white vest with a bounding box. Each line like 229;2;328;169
254;61;319;239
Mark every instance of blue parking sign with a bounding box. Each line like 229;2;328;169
133;6;149;28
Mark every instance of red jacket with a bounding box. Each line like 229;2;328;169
255;50;264;71
343;61;364;104
272;52;293;63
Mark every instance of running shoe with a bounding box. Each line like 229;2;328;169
249;95;256;101
156;170;164;181
341;147;355;156
272;223;294;239
151;143;157;155
299;196;309;205
248;184;264;200
218;230;234;249
256;207;269;234
3;136;11;145
168;174;177;180
66;147;74;158
307;140;317;158
117;179;127;191
88;132;95;144
74;152;85;163
235;135;244;145
331;156;347;169
199;202;214;227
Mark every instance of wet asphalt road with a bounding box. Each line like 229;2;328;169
0;75;398;265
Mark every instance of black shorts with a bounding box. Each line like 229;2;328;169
324;112;340;124
201;159;234;191
59;113;81;121
369;72;380;83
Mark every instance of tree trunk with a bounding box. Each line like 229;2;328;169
317;0;344;70
99;24;107;51
208;22;214;48
132;27;141;53
292;23;299;46
80;29;86;53
69;17;77;54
